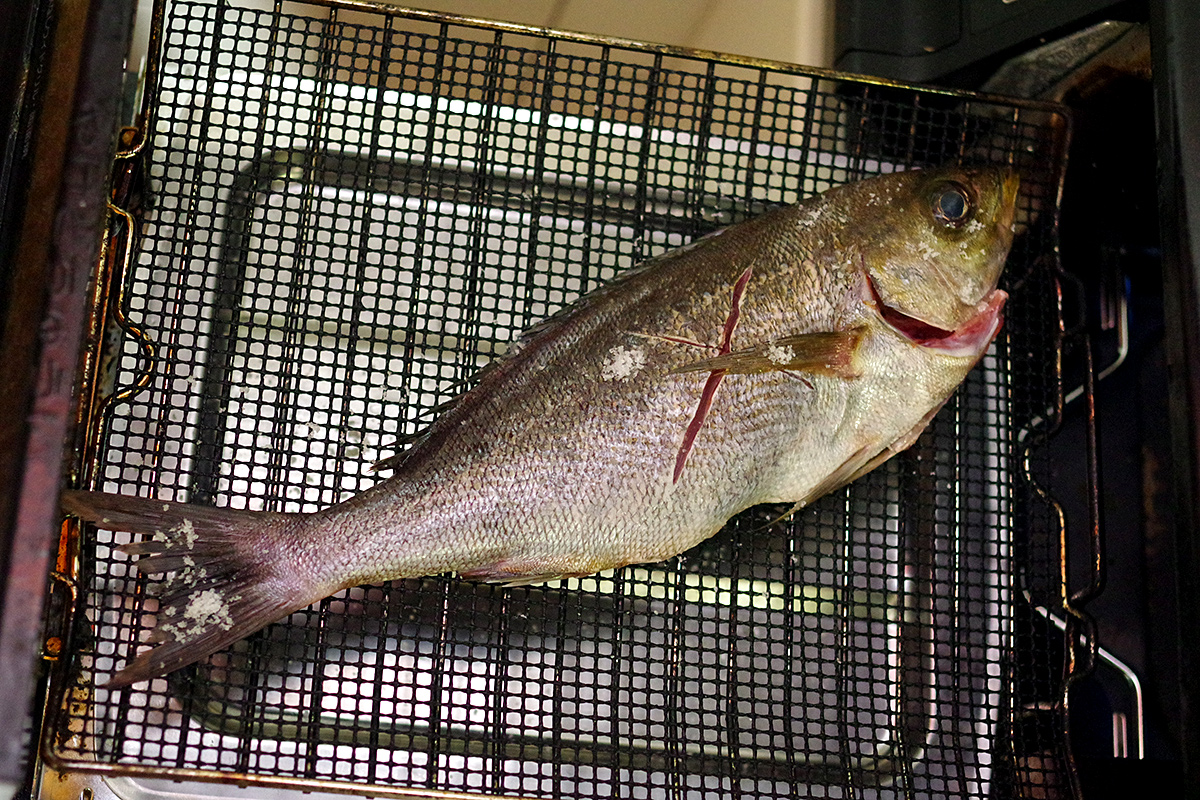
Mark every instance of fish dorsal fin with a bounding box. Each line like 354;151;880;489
370;450;412;474
671;327;866;378
369;387;479;473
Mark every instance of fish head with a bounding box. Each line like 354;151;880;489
852;166;1019;356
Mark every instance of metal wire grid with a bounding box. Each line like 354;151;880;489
46;2;1072;798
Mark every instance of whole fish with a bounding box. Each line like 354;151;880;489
63;164;1019;688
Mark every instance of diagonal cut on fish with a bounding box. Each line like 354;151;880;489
673;265;754;483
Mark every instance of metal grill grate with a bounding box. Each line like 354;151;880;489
48;2;1075;798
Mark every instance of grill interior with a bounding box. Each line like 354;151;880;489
47;2;1075;797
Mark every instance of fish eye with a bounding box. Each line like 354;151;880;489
931;183;972;226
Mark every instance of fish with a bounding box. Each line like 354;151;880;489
62;164;1020;688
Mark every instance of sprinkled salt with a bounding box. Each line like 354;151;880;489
172;518;197;548
183;589;234;632
799;207;823;228
601;345;646;382
766;344;795;365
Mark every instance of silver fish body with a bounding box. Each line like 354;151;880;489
62;164;1019;687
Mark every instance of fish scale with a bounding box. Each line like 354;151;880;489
62;164;1019;687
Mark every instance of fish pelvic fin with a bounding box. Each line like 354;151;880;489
784;402;948;512
671;327;866;379
61;490;318;689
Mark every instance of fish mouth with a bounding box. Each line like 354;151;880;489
867;274;1007;357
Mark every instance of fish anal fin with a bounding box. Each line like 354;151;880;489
672;327;866;378
459;558;594;587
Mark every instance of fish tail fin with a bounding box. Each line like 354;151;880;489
61;490;321;689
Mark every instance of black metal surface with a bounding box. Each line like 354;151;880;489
1150;1;1200;798
46;2;1073;797
833;0;1143;88
1031;57;1186;794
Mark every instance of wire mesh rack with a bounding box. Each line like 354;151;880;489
45;1;1077;798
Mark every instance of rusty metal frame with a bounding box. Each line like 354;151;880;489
0;0;136;782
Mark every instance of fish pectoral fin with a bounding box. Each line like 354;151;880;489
671;327;866;378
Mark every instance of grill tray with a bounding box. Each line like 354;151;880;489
47;3;1072;798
